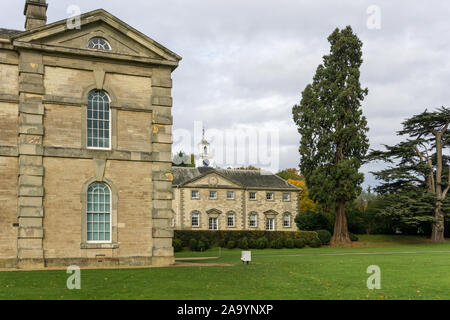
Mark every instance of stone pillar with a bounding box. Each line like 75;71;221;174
17;50;45;268
24;0;48;31
151;68;175;266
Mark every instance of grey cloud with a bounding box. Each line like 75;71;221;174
2;0;449;188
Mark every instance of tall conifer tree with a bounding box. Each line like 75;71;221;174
293;26;369;245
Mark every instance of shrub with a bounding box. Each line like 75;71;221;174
284;238;295;249
226;240;236;249
189;238;198;251
197;240;208;251
174;230;318;247
349;233;359;241
346;208;366;234
309;238;322;248
238;237;249;250
316;229;332;245
200;236;210;250
295;211;332;232
173;239;183;252
294;239;306;248
293;230;320;245
256;237;268;249
270;238;284;249
248;238;258;249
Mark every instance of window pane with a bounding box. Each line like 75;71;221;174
87;90;110;149
87;182;111;242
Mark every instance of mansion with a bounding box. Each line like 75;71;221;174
0;1;179;269
172;137;300;232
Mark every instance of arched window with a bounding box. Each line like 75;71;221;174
191;211;200;228
87;37;111;50
249;212;258;228
87;90;111;149
283;213;291;228
87;182;111;242
227;212;235;228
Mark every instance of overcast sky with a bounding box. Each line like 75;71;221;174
2;0;450;187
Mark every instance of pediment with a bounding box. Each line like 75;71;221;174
184;172;242;189
206;209;222;216
263;210;279;216
11;9;181;64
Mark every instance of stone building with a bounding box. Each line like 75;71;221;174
172;167;300;231
0;1;180;268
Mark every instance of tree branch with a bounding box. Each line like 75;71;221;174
415;144;435;192
443;166;450;199
440;122;449;135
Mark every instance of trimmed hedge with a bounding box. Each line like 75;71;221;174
173;239;183;252
174;230;320;249
316;229;332;245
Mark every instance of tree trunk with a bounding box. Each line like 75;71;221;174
331;200;351;245
431;202;445;242
430;132;446;242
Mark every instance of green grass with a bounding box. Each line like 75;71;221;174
0;235;449;300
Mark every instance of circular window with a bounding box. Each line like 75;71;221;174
87;37;111;51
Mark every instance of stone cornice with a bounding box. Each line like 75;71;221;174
13;41;179;68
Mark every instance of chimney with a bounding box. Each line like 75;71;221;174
24;0;48;30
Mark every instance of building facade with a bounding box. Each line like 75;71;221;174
0;1;180;269
172;167;300;232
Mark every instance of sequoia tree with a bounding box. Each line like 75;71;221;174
369;107;450;241
292;26;369;245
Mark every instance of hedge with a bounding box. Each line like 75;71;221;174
174;230;320;248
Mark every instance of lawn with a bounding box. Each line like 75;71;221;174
0;235;449;300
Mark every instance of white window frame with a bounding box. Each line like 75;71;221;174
283;214;291;228
283;193;291;201
266;218;275;231
266;192;274;201
227;191;235;200
86;182;112;244
191;212;200;228
86;90;111;150
209;190;217;200
209;217;219;230
191;190;200;199
227;213;236;228
249;192;256;200
249;213;258;228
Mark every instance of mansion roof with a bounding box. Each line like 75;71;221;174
172;167;300;191
0;28;22;40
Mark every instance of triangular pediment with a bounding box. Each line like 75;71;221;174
184;171;243;189
11;9;181;64
263;210;279;216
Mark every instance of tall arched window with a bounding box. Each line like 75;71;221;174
87;90;111;149
87;182;111;242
